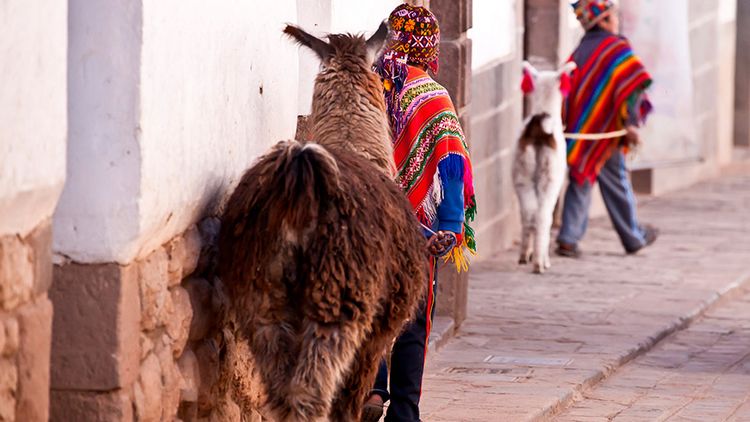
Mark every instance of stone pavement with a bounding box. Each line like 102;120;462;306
556;286;750;422
418;162;750;421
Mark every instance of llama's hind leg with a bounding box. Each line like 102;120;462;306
328;336;387;421
534;186;557;273
516;185;538;264
285;321;362;422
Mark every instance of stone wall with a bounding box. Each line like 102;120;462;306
50;219;262;421
0;0;67;420
736;0;750;148
430;0;473;327
0;221;54;422
468;0;525;257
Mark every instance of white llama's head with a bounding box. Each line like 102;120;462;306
522;61;577;119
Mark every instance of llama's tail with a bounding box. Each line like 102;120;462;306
266;140;341;234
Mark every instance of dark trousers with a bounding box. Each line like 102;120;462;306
557;149;647;251
372;258;438;422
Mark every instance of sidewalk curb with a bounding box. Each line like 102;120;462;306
531;269;750;422
427;316;456;353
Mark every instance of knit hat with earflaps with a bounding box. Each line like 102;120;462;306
572;0;616;30
374;4;440;136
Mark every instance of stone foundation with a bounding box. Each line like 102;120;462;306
50;219;264;421
0;220;54;422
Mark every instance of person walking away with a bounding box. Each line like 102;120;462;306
556;0;658;257
363;4;477;422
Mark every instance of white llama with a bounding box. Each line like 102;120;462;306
513;61;576;274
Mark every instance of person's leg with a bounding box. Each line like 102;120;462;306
371;359;389;401
597;149;647;251
384;258;437;422
557;176;594;247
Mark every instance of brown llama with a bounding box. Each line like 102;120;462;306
218;23;426;422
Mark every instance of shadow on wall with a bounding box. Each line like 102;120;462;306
170;215;268;422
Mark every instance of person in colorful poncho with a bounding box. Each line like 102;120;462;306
362;4;477;422
556;0;658;257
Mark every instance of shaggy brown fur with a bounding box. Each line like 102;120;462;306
284;25;396;176
218;24;426;422
519;113;557;151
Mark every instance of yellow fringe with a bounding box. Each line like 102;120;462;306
442;238;477;273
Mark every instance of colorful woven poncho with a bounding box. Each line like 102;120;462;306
565;33;653;185
390;67;477;270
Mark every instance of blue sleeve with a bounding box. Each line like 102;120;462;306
436;155;465;234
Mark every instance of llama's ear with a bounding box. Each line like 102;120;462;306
558;62;576;97
522;61;539;78
366;21;389;64
558;61;577;76
283;24;333;61
522;61;536;94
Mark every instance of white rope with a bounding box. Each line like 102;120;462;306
563;129;629;140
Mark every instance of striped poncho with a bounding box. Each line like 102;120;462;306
391;67;477;269
565;30;653;185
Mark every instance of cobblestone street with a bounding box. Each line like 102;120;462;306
419;162;750;421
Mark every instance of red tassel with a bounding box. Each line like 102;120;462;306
521;70;535;94
559;72;572;97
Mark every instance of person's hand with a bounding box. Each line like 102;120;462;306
426;231;457;256
623;125;640;148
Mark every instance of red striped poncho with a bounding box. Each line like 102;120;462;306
392;67;477;263
565;34;653;185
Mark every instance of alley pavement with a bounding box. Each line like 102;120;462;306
556;285;750;421
419;162;750;421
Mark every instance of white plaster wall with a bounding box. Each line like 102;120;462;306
0;0;67;237
55;0;144;262
718;1;737;165
57;0;302;263
330;0;401;34
135;0;300;260
297;0;332;116
295;0;398;115
469;0;517;69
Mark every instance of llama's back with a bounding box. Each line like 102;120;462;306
217;139;425;419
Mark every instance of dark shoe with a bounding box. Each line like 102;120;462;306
555;242;581;258
626;225;659;254
362;394;384;422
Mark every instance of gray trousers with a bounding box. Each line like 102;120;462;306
557;149;647;252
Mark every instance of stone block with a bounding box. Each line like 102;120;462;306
436;38;471;109
50;390;133;422
436;264;469;326
156;337;182;421
184;277;217;342
0;358;18;421
177;348;200;404
181;226;202;279
133;353;163;422
0;234;34;312
167;286;193;357
15;298;53;422
138;247;169;331
431;0;471;39
470;105;518;162
525;8;561;65
27;220;53;297
50;263;141;392
1;316;19;358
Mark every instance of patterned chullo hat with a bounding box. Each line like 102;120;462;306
375;4;440;134
572;0;615;30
